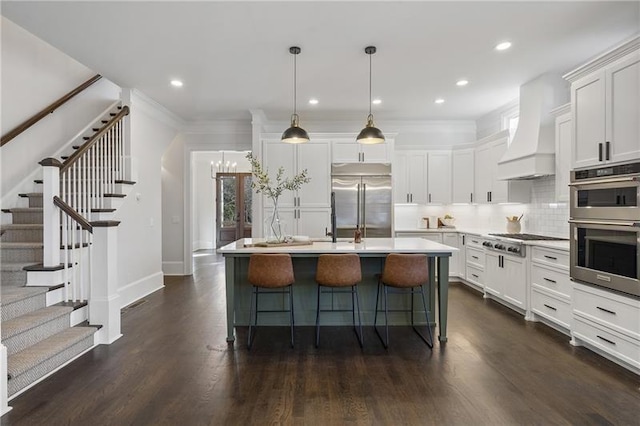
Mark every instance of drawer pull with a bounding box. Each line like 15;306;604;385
471;274;479;278
596;306;616;315
543;277;557;284
472;256;479;260
543;304;557;311
544;255;557;260
597;335;616;346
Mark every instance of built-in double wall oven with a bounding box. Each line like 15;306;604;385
569;162;640;297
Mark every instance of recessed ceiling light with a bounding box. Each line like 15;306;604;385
435;98;445;104
495;41;512;51
170;79;183;87
372;99;382;105
456;80;469;87
309;98;319;105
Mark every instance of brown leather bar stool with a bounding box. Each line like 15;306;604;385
374;253;434;349
247;253;295;349
315;254;363;347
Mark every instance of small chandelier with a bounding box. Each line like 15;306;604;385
356;46;385;145
282;46;309;144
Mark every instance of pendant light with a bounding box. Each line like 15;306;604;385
356;46;385;144
281;46;309;144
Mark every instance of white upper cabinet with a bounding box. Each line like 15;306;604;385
567;38;640;169
474;136;531;204
262;140;296;208
552;104;572;202
332;140;391;163
427;151;452;204
452;149;475;204
393;150;450;204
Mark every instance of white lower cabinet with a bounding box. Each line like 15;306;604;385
529;246;572;333
571;283;640;373
484;252;526;311
265;208;330;238
461;235;484;291
442;233;459;278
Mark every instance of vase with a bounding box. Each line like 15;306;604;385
264;198;287;243
506;220;521;234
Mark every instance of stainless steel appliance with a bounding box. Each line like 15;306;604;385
569;162;640;297
483;233;567;258
331;163;392;238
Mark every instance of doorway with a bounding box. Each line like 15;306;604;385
216;172;252;248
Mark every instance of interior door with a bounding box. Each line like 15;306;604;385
216;173;252;248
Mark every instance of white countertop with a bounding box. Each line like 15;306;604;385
218;237;458;255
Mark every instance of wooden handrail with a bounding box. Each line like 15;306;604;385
53;196;93;233
1;74;102;147
61;105;129;173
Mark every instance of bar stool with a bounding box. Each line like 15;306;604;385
247;253;295;349
315;254;363;348
374;253;434;349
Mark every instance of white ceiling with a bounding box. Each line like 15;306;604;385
2;1;639;122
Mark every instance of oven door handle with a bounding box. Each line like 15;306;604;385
569;219;640;227
568;176;639;186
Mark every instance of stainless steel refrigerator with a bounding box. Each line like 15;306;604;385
331;163;392;238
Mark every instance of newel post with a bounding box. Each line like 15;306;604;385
90;221;122;344
39;158;62;267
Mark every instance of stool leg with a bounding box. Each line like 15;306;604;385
315;284;321;348
419;285;434;349
248;286;258;350
289;285;295;348
354;285;363;347
384;285;390;348
374;280;389;348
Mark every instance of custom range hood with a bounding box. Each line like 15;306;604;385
497;73;569;180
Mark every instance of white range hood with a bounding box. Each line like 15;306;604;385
497;73;569;180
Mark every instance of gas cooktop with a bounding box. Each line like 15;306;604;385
489;233;567;241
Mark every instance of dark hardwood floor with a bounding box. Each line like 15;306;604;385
4;251;640;425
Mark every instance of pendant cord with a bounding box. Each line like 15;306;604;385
293;52;297;117
368;52;372;117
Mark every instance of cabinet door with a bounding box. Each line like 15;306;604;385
332;140;360;163
393;152;410;203
458;234;467;280
263;141;296;207
484;252;503;297
361;143;390;163
297;142;330;207
502;257;526;309
427;152;451;204
421;233;443;243
408;153;428;204
263;208;295;239
555;112;572;202
606;53;640;164
572;72;606;169
475;144;492;203
452;150;475;203
297;208;331;238
442;233;459;277
490;141;509;203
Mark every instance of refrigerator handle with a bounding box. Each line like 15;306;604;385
362;183;367;236
356;183;361;229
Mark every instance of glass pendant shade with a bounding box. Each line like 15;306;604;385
357;46;385;145
357;114;385;144
282;113;310;144
282;46;309;144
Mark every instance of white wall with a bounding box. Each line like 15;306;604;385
1;17;121;202
161;134;186;275
116;91;180;307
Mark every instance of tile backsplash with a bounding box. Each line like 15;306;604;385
395;176;569;237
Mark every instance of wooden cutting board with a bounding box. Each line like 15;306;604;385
245;240;313;248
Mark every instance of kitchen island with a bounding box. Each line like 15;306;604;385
218;237;456;344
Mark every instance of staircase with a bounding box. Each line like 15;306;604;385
1;104;132;400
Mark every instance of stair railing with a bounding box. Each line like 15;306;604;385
1;74;102;147
41;105;129;303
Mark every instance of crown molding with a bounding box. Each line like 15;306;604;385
183;120;252;135
129;89;185;130
563;34;640;82
550;102;571;117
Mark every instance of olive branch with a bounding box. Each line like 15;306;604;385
245;152;311;200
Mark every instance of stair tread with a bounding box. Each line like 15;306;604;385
18;193;43;198
2;208;43;213
0;287;48;306
7;326;96;379
0;262;37;272
0;242;44;249
2;306;73;340
0;224;43;230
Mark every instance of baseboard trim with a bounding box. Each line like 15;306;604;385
118;271;164;309
162;261;185;276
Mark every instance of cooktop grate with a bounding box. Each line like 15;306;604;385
489;233;568;241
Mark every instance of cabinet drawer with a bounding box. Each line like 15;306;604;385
465;235;484;249
531;289;572;329
573;285;640;338
572;318;640;370
531;264;572;300
466;265;484;286
531;246;569;270
466;247;485;268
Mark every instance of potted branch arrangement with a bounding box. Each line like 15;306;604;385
246;152;311;243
